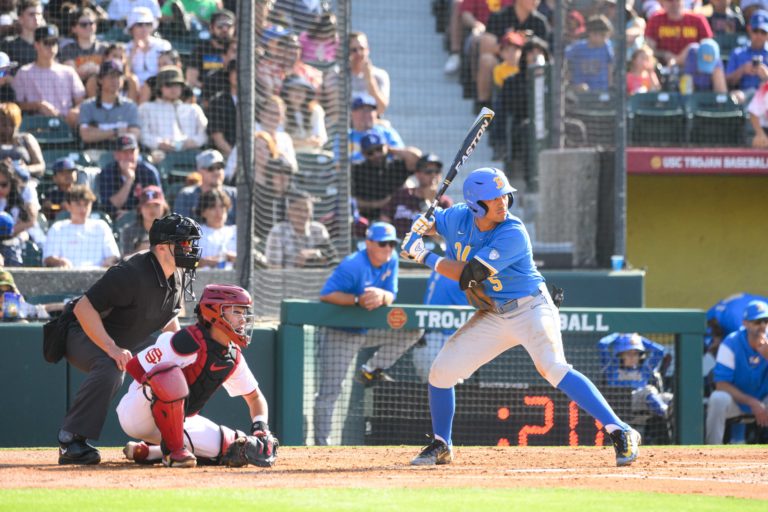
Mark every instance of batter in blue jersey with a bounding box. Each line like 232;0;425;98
401;167;640;467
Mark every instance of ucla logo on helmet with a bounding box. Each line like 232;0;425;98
493;176;504;189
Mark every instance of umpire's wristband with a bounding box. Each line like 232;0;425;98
424;252;443;271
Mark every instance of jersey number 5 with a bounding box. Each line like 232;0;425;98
454;242;503;291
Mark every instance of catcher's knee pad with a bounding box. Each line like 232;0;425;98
536;361;571;388
144;363;189;453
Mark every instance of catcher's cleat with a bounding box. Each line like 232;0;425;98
609;427;641;467
58;435;101;465
162;448;197;468
411;438;453;466
355;366;395;388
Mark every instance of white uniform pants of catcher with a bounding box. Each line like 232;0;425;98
705;389;768;444
116;384;225;459
429;285;572;389
313;327;422;446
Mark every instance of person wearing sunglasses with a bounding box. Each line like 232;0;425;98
313;221;423;446
59;7;107;82
185;9;236;90
173;149;236;225
706;300;768;444
12;24;86;129
124;6;171;87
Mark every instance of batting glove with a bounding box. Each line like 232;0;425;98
410;213;435;235
400;232;430;263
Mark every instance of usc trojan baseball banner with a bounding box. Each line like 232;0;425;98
627;148;768;174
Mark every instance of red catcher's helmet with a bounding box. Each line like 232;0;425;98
196;284;254;348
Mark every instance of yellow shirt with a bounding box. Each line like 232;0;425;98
493;63;519;88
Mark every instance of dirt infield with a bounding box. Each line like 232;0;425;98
1;446;766;500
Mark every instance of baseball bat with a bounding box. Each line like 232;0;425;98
424;107;495;218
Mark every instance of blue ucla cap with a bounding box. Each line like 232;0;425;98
751;9;768;32
744;300;768;321
366;221;398;242
360;131;385;151
696;39;720;74
351;93;377;110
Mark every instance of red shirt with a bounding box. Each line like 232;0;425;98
645;11;712;56
460;0;515;26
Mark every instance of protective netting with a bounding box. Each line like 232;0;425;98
300;321;677;447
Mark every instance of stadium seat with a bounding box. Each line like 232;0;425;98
628;92;686;146
157;149;199;183
42;149;94;173
19;115;77;148
684;92;746;146
21;239;43;267
566;91;617;147
713;33;748;65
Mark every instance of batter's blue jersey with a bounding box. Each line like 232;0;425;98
320;249;399;298
434;203;543;309
423;270;469;306
713;328;768;412
597;333;666;388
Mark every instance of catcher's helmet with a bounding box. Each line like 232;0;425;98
613;333;646;355
149;213;202;270
196;284;254;348
462;167;516;218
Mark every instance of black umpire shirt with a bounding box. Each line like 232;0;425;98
83;251;183;352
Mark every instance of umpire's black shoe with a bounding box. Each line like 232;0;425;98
355;366;395;388
58;435;101;465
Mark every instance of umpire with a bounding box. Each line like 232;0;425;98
56;214;202;465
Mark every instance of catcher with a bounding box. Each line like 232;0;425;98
116;284;278;468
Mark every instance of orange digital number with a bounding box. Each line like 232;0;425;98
517;395;554;446
568;401;579;446
594;420;604;446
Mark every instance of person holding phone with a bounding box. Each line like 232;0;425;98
725;9;768;99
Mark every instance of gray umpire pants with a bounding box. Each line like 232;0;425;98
313;327;422;446
60;324;126;441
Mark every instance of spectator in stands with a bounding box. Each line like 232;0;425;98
708;0;746;35
58;6;107;83
139;49;196;104
565;9;587;45
199;38;236;107
565;15;614;93
160;0;220;25
627;45;662;95
107;0;160;26
43;184;120;268
299;9;338;64
280;74;327;153
314;221;422;446
0;51;16;103
207;58;237;158
1;0;44;69
476;0;550;112
84;43;140;102
196;188;236;270
281;32;323;93
381;153;453;239
173;149;236;225
349;93;404;164
252;153;299;232
98;133;162;219
186;9;235;91
0;1;18;40
79;59;141;151
138;66;208;154
598;333;672;419
706;300;768;444
443;0;511;75
118;184;168;257
125;6;172;87
0;267;58;318
492;30;524;90
349;31;390;114
726;9;768;98
0;211;23;266
254;93;296;176
40;157;78;221
265;189;336;269
351;131;421;221
0;159;38;238
680;38;729;94
0;101;45;178
12;24;86;129
644;0;712;66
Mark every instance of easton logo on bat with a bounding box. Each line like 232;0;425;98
453;115;493;172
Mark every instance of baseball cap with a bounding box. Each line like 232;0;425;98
0;52;17;77
417;152;443;171
500;31;525;48
696;39;720;74
211;9;235;26
351;93;377;110
99;59;123;77
115;133;138;150
360;131;385;151
0;211;14;238
751;9;768;32
196;149;225;169
744;300;768;321
126;6;157;32
156;66;185;88
366;221;398;242
53;157;76;173
139;185;166;207
34;25;59;42
0;268;18;293
282;74;314;93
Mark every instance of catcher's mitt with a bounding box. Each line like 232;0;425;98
221;433;278;468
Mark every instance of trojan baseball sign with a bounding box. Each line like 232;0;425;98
412;309;610;332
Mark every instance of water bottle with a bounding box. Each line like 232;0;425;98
679;73;693;95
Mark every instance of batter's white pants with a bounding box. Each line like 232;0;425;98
116;383;226;458
429;285;572;389
705;389;768;444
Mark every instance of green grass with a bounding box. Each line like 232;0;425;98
0;488;763;512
